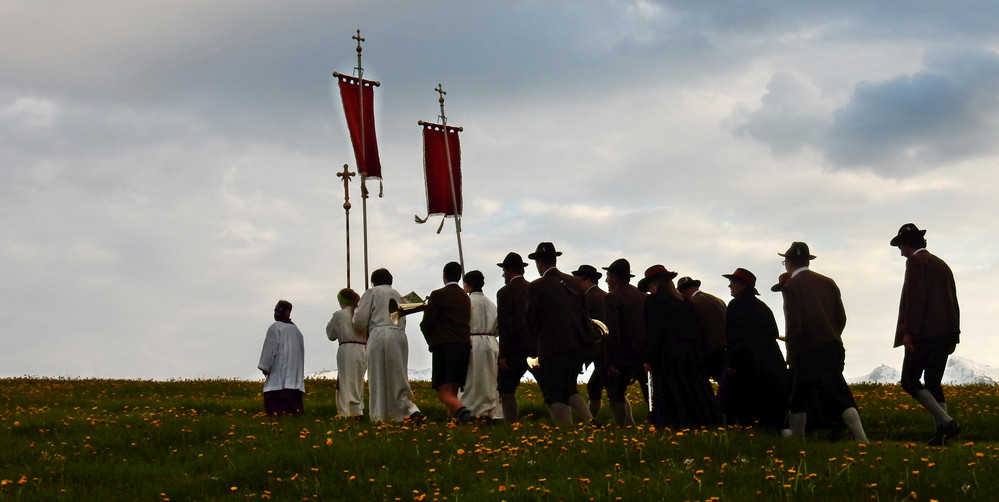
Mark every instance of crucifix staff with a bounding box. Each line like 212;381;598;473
435;83;465;271
337;164;356;288
352;29;373;290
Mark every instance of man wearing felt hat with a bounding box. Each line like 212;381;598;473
678;276;728;385
891;223;961;445
495;252;535;423
525;242;597;426
602;258;648;426
779;242;868;443
571;264;608;419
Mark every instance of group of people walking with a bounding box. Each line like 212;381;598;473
257;223;962;446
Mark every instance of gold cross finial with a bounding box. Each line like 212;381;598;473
352;29;364;54
337;164;356;211
435;83;446;104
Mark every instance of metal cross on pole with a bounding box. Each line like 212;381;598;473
337;164;356;289
435;83;465;272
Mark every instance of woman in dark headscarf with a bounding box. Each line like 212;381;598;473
642;265;719;428
722;268;789;431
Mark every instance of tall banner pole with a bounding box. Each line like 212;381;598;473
353;30;372;290
435;84;465;271
337;164;356;288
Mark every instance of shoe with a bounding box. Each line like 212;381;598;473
927;419;961;446
407;411;427;423
456;407;475;423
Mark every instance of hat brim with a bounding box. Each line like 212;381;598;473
527;251;562;260
890;230;926;247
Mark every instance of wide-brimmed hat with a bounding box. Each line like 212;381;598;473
497;252;529;269
643;264;678;282
723;268;759;295
771;272;790;292
571;264;602;282
677;276;701;291
527;242;562;260
602;258;634;278
779;242;816;261
723;268;757;287
890;223;927;247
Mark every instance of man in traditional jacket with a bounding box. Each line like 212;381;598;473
421;261;474;423
495;252;536;423
326;288;365;419
354;268;424;422
779;242;867;443
572;264;607;418
459;270;503;420
678;277;728;384
258;299;306;415
602;258;647;426
525;242;596;426
722;268;788;430
891;223;961;445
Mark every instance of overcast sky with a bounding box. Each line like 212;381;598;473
3;1;998;380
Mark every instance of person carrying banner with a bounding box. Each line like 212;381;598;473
354;269;424;423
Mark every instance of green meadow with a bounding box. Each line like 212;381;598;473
2;378;996;501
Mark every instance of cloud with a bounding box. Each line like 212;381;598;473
732;48;999;177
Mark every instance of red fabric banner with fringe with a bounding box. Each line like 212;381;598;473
421;122;462;217
337;74;382;179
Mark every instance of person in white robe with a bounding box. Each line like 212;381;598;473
258;299;306;415
458;270;503;419
353;268;423;422
327;288;366;419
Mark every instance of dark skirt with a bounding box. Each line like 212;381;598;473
648;342;719;428
264;389;304;416
724;341;789;429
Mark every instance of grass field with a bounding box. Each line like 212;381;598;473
2;378;997;501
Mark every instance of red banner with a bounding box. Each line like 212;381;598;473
422;122;462;217
337;75;382;179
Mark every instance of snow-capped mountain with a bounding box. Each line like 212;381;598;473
849;357;998;385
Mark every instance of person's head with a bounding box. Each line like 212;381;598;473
497;252;528;285
890;223;928;257
527;242;562;275
602;259;633;291
337;288;360;309
463;270;485;293
371;268;393;287
723;268;759;297
274;299;293;322
443;261;463;283
779;242;815;272
572;264;602;289
676;277;701;299
643;265;678;296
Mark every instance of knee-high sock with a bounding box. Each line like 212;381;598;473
549;402;573;425
501;394;519;424
841;407;868;444
624;399;636;425
915;389;952;426
612;402;635;426
567;393;594;422
789;412;807;438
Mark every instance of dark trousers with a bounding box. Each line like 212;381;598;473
900;334;957;402
788;341;856;415
539;346;587;405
